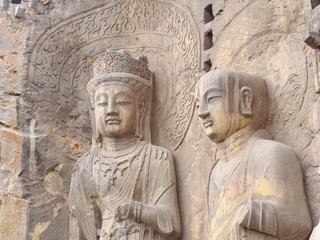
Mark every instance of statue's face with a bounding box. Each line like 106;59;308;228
94;84;138;138
196;76;234;143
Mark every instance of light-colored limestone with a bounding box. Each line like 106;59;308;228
196;69;312;239
0;196;27;240
0;0;320;239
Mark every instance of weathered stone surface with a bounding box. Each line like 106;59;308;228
206;0;320;228
69;50;181;239
1;0;320;239
14;4;27;18
305;32;320;49
0;127;27;239
0;196;27;240
0;128;24;196
196;69;312;239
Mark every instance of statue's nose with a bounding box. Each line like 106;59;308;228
198;105;209;119
106;101;117;115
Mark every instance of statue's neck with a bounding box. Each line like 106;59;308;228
216;125;254;162
101;136;140;153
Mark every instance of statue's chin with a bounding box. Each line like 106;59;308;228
206;131;229;144
205;131;220;143
103;129;137;139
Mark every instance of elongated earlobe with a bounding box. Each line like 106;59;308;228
136;98;146;140
139;99;145;115
239;86;253;117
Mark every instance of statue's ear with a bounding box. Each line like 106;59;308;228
139;98;145;115
239;86;253;117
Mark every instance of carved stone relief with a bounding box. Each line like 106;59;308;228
195;69;312;240
202;3;320;229
206;0;311;139
3;0;320;239
28;0;201;151
69;50;180;240
23;1;201;238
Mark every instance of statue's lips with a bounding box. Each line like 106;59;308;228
204;121;213;127
106;119;121;124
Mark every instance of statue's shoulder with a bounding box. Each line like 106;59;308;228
143;141;173;161
142;142;176;181
72;150;96;174
252;131;301;168
255;138;294;154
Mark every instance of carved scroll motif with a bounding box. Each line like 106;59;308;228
29;0;201;150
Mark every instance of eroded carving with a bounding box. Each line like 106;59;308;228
69;50;180;240
195;69;312;240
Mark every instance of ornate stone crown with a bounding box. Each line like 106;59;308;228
93;50;152;82
87;50;152;99
87;50;153;99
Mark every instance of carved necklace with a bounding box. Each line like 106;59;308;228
94;142;144;186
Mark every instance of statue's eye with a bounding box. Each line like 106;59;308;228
96;94;108;106
207;95;220;103
196;103;200;109
117;101;131;105
97;102;108;106
116;96;133;105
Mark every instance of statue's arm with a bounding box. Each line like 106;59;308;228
240;141;312;239
239;199;277;236
69;155;97;240
139;152;181;239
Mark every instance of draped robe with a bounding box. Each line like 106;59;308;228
69;141;180;240
208;129;312;240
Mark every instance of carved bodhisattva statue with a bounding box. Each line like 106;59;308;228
69;50;181;240
196;69;312;240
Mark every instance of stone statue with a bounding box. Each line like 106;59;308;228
195;69;312;240
69;50;181;240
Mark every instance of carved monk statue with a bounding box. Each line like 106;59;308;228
69;50;181;240
195;69;312;240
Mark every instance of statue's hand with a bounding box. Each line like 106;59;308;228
115;201;142;222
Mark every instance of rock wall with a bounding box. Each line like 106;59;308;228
0;0;319;239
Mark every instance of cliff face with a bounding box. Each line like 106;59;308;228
0;0;319;239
